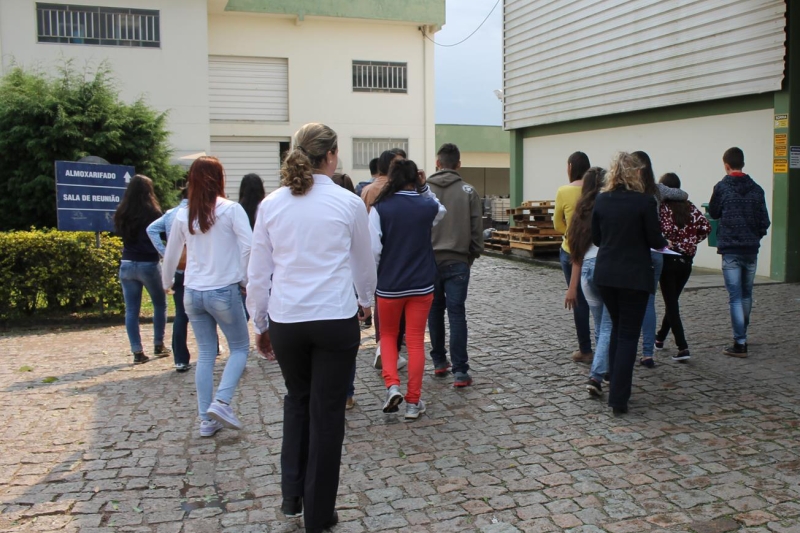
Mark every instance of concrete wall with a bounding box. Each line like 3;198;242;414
208;13;436;180
0;0;210;157
522;108;774;276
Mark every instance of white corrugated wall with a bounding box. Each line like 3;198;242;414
209;56;289;122
210;138;281;200
503;0;786;129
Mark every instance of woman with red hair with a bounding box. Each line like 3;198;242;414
162;156;253;438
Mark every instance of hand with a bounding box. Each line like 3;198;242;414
358;307;372;322
564;288;578;310
165;287;174;295
255;332;275;360
417;170;427;187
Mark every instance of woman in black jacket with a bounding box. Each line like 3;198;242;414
592;152;667;414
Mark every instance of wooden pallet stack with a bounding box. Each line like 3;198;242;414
486;200;563;256
485;229;511;253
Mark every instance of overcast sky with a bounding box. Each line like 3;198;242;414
434;0;503;126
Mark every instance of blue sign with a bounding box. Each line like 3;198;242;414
55;161;135;232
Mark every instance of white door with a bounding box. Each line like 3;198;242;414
209;56;289;122
210;138;281;201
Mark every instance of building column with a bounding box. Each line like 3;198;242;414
771;1;800;281
509;129;524;216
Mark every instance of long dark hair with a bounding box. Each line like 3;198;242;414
114;174;162;241
374;159;418;204
568;151;591;183
632;150;659;199
188;156;225;235
659;172;691;228
238;173;265;229
567;167;606;263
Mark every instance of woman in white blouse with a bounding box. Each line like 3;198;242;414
162;157;252;438
247;123;376;533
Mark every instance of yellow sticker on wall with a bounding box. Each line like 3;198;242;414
774;114;789;128
775;146;788;157
775;133;788;146
774;159;788;173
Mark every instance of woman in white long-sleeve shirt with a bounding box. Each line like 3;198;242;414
247;123;376;533
162;156;252;438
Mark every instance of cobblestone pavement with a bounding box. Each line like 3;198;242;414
2;257;799;533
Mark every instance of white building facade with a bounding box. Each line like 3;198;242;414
503;0;799;280
0;0;444;198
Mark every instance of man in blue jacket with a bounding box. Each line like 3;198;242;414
708;147;771;358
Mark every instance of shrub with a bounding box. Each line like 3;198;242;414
0;62;184;231
0;229;123;318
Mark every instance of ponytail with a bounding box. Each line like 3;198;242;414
280;123;338;196
281;148;315;196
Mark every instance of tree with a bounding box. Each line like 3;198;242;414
0;62;183;230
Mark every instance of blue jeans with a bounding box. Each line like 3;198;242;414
640;251;664;358
119;260;166;354
722;254;758;344
172;272;191;366
581;258;613;383
185;284;250;421
428;262;471;374
560;248;592;354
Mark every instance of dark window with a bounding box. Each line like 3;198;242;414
36;3;160;48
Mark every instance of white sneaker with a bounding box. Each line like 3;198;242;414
373;345;382;370
199;419;223;437
206;401;242;430
404;399;426;421
382;385;404;413
397;356;408;370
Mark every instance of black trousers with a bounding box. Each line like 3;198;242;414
270;315;360;532
598;286;650;409
657;255;693;350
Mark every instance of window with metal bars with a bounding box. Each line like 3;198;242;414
352;61;407;93
352;138;409;169
36;3;160;47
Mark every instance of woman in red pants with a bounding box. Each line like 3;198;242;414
369;158;446;420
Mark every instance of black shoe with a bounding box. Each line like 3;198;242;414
723;342;747;358
639;356;655;368
612;405;628;415
586;378;602;397
324;510;339;529
672;349;691;362
654;339;664;350
281;496;303;518
153;344;171;358
306;511;338;533
133;352;150;365
603;373;610;383
175;363;191;373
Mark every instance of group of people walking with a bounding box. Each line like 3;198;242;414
113;123;483;533
557;147;770;415
113;121;769;532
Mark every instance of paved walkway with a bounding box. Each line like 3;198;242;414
1;257;799;533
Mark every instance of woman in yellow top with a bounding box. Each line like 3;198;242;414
556;151;593;363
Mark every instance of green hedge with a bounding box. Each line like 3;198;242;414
0;229;123;318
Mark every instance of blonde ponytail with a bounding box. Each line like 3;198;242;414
280;123;338;196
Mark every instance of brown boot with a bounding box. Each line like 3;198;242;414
571;350;594;363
